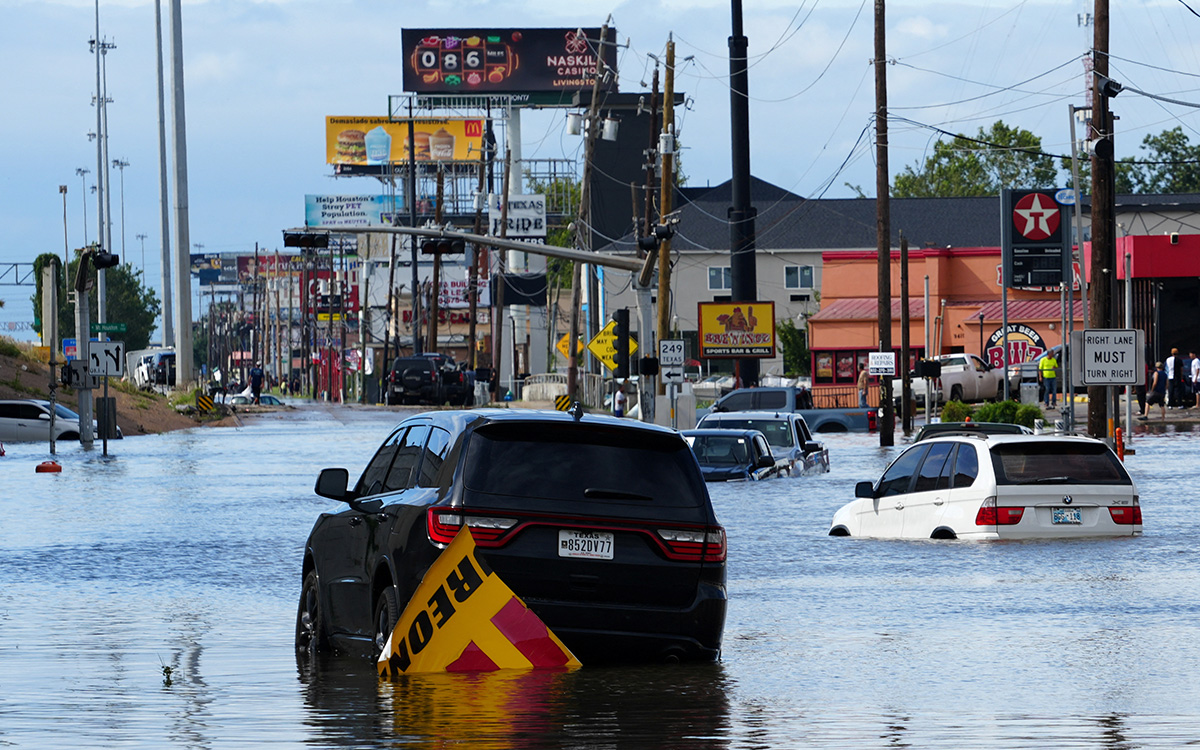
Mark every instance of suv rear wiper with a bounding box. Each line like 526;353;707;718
584;488;654;501
1017;476;1075;484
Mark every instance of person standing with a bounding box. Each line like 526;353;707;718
1038;350;1059;409
613;381;627;418
1192;352;1200;409
1140;361;1167;420
1166;347;1185;408
249;362;265;405
857;363;869;408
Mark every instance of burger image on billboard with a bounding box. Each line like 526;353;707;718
335;129;366;164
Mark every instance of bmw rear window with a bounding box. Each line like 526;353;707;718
462;422;708;508
990;442;1132;485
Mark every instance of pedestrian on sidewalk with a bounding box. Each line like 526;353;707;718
1039;350;1059;409
1192;351;1200;409
613;381;627;418
1166;348;1185;408
857;363;869;408
1140;361;1167;420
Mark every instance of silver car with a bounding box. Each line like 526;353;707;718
0;399;121;443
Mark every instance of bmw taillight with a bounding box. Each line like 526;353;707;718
426;506;517;546
975;496;1025;526
656;526;726;562
1109;498;1142;525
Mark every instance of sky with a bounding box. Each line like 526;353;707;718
2;0;1199;340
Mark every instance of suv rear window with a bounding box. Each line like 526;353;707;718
462;422;707;509
702;417;795;450
990;442;1131;485
392;358;434;373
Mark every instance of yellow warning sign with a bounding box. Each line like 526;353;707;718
378;528;581;677
554;395;572;411
586;320;637;372
555;333;583;360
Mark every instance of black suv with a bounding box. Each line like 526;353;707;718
296;409;727;665
384;354;472;406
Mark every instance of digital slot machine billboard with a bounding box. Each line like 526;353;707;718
401;28;618;94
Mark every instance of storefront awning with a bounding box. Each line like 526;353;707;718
809;298;926;321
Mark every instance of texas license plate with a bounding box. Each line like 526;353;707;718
1052;507;1082;524
558;530;614;560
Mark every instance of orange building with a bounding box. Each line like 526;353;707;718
808;246;1083;386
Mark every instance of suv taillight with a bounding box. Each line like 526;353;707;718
1109;497;1142;525
974;496;1024;526
656;526;726;562
426;506;518;546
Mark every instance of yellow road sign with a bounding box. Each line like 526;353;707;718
586;320;637;372
554;395;572;411
378;528;580;677
555;333;583;360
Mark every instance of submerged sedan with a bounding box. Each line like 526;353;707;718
682;428;790;481
829;434;1141;540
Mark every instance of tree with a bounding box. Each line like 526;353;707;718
1057;155;1138;195
777;318;810;377
1129;126;1200;194
892;121;1057;198
32;248;161;351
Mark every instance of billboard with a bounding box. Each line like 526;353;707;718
305;195;392;227
697;301;776;358
326;117;484;166
401;28;618;94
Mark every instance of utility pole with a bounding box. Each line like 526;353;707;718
900;232;911;434
493;149;512;401
468;122;489;371
657;37;676;397
874;0;895;446
169;0;195;385
154;0;174;348
729;0;759;389
567;20;609;403
429;165;445;353
1088;0;1114;440
113;159;129;273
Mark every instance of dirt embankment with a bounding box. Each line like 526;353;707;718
0;342;218;436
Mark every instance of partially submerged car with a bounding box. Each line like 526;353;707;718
695;411;830;475
297;409;727;665
681;428;789;481
913;421;1032;441
0;399;121;442
829;434;1141;540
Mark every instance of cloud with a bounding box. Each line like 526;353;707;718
895;16;948;42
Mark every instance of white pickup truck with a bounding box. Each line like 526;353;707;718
894;353;1006;406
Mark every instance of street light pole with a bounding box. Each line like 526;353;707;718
113;159;129;267
136;233;147;276
76;168;90;245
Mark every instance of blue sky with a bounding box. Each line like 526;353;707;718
2;0;1198;339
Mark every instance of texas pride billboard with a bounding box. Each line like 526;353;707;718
401;28;618;94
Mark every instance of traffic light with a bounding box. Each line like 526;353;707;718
92;250;120;269
612;308;630;379
421;238;466;255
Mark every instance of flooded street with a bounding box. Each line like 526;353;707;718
3;405;1200;748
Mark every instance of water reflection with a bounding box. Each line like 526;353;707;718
298;655;732;749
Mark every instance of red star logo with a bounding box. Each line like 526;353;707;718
1013;193;1060;241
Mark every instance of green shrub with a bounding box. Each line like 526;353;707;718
940;400;973;422
0;338;21;358
1013;403;1043;428
973;400;1020;424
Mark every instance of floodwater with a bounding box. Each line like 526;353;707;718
2;405;1199;748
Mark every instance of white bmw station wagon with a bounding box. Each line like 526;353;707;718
829;434;1141;540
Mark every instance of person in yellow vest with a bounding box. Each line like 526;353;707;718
1038;350;1060;409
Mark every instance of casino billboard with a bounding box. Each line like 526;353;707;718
401;28;618;95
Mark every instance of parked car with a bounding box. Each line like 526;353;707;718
296;409;727;664
913;421;1032;441
229;394;285;406
0;399;121;442
696;410;830;474
153;352;176;386
708;386;876;432
681;428;789;481
829;434;1141;540
895;353;1006;408
384;354;473;406
1006;344;1069;398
